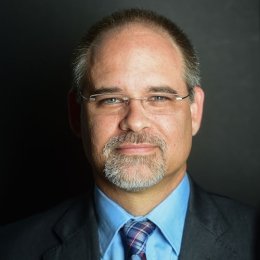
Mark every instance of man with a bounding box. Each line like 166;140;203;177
0;8;256;260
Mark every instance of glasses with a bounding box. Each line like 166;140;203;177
80;92;190;115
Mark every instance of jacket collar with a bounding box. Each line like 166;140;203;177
179;178;237;259
42;194;100;260
41;178;241;260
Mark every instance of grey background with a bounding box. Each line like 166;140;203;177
1;0;259;224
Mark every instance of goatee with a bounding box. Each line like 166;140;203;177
102;132;167;192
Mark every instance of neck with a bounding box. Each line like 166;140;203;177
96;171;185;216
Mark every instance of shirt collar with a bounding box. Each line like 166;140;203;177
94;174;190;256
94;187;132;256
146;174;190;254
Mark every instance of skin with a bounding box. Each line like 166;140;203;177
70;24;204;216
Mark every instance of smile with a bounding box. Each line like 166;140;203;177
116;143;157;155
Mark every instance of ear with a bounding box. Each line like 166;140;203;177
68;89;81;138
190;86;205;136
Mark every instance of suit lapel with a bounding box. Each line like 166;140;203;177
42;194;100;260
40;179;242;259
179;180;238;260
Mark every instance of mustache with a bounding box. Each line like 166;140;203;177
103;132;166;157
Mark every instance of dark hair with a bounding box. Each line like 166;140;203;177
72;8;200;100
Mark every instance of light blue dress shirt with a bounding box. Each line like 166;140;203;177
94;174;190;260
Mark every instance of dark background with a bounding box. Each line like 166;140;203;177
1;0;259;224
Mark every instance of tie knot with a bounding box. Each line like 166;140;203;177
121;219;156;259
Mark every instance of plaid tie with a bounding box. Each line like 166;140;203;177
121;219;156;260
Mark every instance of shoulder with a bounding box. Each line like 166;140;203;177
190;178;257;221
207;190;257;240
181;179;257;259
0;198;84;260
188;178;257;242
199;184;256;223
210;191;256;217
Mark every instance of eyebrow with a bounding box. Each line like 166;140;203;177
148;86;178;94
91;85;178;95
91;87;123;95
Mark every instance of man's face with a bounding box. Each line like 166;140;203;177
80;24;203;193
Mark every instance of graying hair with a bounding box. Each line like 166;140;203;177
102;132;167;192
72;8;201;100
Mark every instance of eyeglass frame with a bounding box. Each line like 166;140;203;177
79;91;190;114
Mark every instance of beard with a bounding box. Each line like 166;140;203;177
102;132;167;192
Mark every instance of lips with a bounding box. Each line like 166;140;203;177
103;132;167;159
116;143;157;155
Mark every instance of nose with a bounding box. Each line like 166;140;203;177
119;99;151;132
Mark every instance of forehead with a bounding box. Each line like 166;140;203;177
89;23;185;92
92;23;183;65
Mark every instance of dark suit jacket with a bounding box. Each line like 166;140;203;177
0;180;257;260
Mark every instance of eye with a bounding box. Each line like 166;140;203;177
148;95;172;102
98;96;124;105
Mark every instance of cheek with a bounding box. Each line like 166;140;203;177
154;110;192;158
82;113;121;163
155;111;192;141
